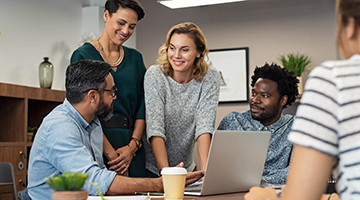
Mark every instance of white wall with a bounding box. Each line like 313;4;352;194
136;0;337;127
82;6;105;39
0;0;83;90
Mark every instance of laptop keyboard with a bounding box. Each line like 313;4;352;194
184;185;201;192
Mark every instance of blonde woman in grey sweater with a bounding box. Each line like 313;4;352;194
143;22;221;177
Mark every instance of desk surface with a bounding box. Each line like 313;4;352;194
150;193;245;200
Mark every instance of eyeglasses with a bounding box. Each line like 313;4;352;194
103;87;117;98
83;86;117;98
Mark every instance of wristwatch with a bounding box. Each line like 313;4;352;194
131;137;142;149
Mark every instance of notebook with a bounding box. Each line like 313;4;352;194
184;130;271;196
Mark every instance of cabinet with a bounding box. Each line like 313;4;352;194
0;82;65;197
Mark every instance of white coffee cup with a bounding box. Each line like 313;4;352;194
161;167;187;200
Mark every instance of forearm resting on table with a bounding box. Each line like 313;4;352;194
197;133;211;171
150;136;169;171
103;133;117;160
107;175;163;195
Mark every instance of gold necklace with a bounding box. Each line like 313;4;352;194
97;38;123;66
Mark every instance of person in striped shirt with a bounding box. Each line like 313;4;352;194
244;0;360;200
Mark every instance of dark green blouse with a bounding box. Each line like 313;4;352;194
70;43;146;177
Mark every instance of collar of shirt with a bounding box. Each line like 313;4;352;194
63;98;100;131
244;110;293;133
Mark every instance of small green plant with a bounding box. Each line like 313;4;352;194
45;171;107;200
27;127;38;133
86;181;107;200
278;53;312;77
45;171;89;191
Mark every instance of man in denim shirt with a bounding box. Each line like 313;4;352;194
27;60;203;200
218;63;299;185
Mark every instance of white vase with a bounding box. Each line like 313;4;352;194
51;190;88;200
297;76;303;96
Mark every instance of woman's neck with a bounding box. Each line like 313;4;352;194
171;70;194;84
98;35;120;52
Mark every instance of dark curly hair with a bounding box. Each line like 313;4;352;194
251;63;299;108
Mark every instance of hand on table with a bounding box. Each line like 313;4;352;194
244;186;278;200
174;162;204;186
107;145;134;175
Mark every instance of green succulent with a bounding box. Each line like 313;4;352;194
45;171;107;199
27;127;38;133
45;171;89;191
278;53;312;77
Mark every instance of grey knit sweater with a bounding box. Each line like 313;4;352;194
143;65;220;175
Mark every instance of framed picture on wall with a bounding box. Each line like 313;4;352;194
208;47;249;103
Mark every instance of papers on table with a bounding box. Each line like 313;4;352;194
87;196;150;200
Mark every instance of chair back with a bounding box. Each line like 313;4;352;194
0;162;17;200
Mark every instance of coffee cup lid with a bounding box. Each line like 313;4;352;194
161;167;187;175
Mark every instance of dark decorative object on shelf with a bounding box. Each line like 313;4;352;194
39;57;54;89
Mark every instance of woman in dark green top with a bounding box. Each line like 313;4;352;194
70;0;146;177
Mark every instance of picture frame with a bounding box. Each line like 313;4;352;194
208;47;249;103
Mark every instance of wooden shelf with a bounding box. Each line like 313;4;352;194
0;82;65;194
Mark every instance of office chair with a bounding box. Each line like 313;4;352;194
0;162;17;200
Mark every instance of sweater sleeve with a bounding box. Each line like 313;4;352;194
144;66;166;142
195;68;221;140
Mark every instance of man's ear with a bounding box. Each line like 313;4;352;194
86;90;98;103
280;95;288;107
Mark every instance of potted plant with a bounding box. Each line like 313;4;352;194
278;53;312;95
27;127;38;142
45;171;107;200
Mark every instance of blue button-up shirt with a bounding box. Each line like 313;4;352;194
28;99;116;200
217;110;293;184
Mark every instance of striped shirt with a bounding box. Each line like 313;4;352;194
288;54;360;199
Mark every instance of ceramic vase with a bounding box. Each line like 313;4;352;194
51;190;88;200
39;57;54;89
297;76;303;95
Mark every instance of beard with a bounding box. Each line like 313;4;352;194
250;101;281;124
95;96;114;121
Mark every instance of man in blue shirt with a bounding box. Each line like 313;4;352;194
218;63;299;185
27;60;203;200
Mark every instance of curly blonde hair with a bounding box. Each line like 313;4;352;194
156;22;209;82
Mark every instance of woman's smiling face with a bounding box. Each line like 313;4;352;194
104;6;138;45
167;33;200;76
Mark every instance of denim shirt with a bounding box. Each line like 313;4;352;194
218;110;293;184
28;99;116;200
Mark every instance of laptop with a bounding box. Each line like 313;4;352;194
184;130;271;196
